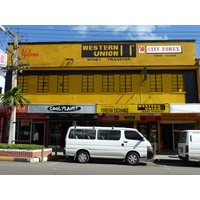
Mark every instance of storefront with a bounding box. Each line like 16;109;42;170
97;104;200;152
0;104;97;147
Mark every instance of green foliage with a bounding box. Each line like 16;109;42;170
0;143;46;150
0;86;31;108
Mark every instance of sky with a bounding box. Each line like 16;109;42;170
1;25;200;57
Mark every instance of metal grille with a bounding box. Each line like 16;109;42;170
37;76;49;93
57;75;69;93
150;74;163;92
172;74;184;92
102;75;114;92
82;75;94;92
18;76;29;93
119;74;132;92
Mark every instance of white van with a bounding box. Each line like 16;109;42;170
178;130;200;162
64;126;154;165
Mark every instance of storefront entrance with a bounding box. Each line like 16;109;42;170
161;123;195;151
32;122;45;145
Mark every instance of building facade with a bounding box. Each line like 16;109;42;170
0;40;199;151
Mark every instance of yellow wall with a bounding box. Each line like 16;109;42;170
7;41;196;70
21;74;186;104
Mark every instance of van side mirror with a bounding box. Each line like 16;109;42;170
140;136;145;141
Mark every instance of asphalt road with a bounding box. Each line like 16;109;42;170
0;157;200;175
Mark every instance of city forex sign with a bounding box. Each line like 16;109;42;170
82;44;136;57
146;45;182;54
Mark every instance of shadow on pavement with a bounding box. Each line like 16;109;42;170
154;159;200;168
50;154;148;166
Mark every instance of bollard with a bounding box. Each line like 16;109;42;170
41;148;44;162
55;146;57;161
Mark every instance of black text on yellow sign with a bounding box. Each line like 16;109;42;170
82;44;136;57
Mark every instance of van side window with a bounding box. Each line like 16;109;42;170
178;132;187;143
125;131;143;140
69;129;96;139
98;130;121;140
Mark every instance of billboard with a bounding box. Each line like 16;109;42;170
0;50;7;68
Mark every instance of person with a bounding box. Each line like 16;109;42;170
33;129;39;144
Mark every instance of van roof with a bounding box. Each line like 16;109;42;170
69;126;138;131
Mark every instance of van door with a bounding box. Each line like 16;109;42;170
94;129;125;159
122;130;147;158
178;131;187;159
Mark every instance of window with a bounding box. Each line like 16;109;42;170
69;129;96;139
150;74;163;92
82;75;94;92
97;130;121;140
18;76;29;93
178;132;187;143
172;74;184;92
119;74;132;92
57;75;69;93
37;76;49;93
102;75;114;92
5;119;31;141
125;131;143;140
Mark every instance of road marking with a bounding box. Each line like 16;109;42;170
49;162;59;165
164;165;170;169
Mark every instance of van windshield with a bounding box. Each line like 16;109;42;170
179;132;187;143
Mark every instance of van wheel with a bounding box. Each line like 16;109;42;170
127;152;139;165
77;151;90;163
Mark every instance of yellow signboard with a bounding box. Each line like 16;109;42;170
6;41;196;69
96;104;169;114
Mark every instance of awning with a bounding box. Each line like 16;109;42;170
170;104;200;113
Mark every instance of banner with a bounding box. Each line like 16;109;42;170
0;50;7;68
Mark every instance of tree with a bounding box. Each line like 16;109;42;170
0;86;31;144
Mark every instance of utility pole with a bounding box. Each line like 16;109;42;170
0;26;29;144
8;32;18;144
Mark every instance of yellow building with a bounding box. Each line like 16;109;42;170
1;39;199;151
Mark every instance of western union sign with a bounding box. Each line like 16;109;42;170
97;104;169;114
82;44;136;57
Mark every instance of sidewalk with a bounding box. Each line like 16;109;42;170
0;149;180;163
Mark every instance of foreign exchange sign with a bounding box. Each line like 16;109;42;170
96;104;169;114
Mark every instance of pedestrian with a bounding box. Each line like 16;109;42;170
33;129;39;144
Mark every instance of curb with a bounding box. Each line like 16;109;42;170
0;156;49;163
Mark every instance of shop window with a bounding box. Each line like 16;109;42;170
97;130;121;140
18;76;29;93
119;74;132;92
48;121;62;145
150;74;163;92
102;75;114;92
82;75;94;92
172;74;184;92
37;75;49;93
57;75;69;93
5;119;31;141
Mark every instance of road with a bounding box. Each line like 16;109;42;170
0;157;200;175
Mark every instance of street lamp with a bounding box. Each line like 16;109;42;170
0;25;19;144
